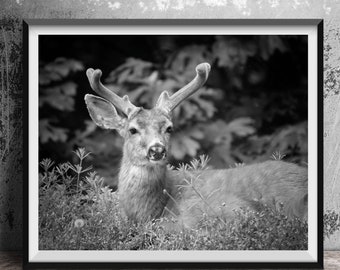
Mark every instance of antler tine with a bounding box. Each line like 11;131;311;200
156;63;211;113
86;68;137;116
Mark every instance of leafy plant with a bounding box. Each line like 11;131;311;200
96;36;307;167
39;57;84;144
233;121;308;164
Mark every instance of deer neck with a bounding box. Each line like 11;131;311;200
118;156;170;222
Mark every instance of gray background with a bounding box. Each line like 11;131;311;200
0;0;339;251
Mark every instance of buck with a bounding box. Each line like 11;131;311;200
84;63;308;228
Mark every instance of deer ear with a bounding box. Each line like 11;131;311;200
85;94;126;130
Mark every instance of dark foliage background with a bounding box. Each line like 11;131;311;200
39;35;307;188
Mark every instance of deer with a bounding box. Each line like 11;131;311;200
84;62;308;229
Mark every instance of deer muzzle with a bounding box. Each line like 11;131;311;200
147;144;166;161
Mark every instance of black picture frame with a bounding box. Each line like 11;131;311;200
23;19;324;269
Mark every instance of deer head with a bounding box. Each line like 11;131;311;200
85;63;211;167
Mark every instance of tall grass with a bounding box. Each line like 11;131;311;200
39;148;309;250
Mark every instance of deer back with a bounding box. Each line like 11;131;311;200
167;160;307;228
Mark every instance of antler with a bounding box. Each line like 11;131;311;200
86;68;138;116
156;63;211;113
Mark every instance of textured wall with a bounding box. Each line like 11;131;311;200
1;0;340;251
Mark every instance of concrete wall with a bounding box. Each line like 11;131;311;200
0;0;339;250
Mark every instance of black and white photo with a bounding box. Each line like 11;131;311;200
24;19;323;268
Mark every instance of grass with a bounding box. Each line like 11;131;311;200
39;148;309;250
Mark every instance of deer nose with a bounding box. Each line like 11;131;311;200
147;144;166;161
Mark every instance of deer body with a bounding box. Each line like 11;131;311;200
119;157;307;227
174;161;307;227
85;63;308;228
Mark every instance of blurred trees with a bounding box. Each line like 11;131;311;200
39;35;308;181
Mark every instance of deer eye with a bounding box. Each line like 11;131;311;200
166;126;173;134
129;128;138;135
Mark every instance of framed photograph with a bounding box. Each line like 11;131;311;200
24;19;323;269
